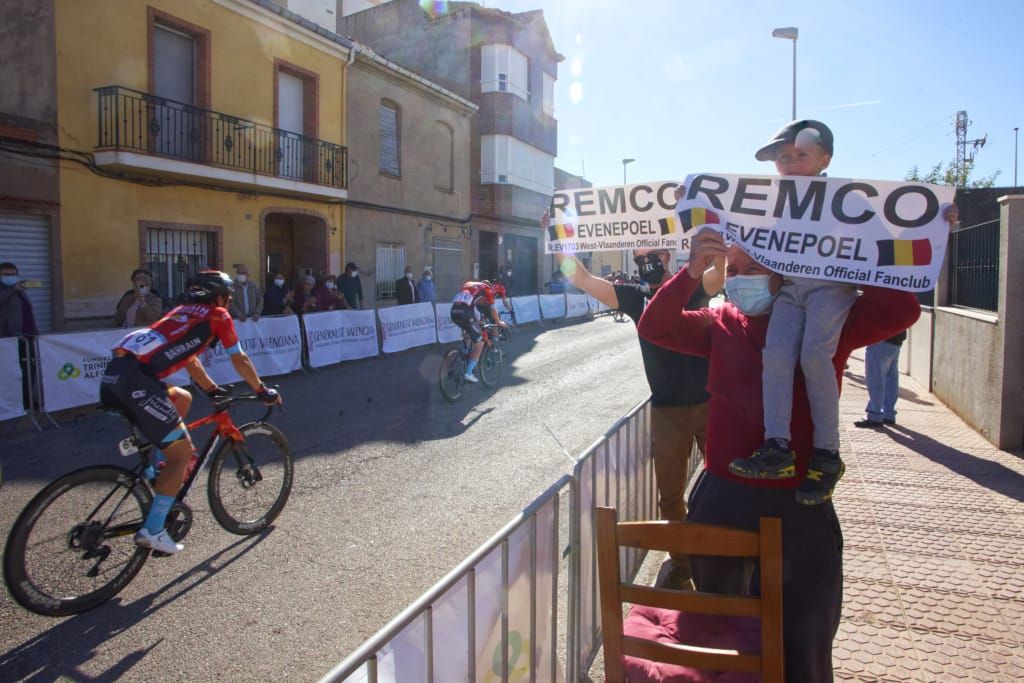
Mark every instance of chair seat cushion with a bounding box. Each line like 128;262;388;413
622;605;763;682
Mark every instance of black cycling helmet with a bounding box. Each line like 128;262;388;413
187;270;235;303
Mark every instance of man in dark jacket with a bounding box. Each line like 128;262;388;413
395;265;418;305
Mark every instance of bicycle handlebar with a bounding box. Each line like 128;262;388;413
212;384;281;423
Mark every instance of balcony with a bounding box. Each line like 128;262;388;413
93;86;347;200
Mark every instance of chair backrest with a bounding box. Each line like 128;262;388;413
595;506;783;683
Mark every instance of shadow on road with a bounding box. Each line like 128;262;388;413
0;529;271;680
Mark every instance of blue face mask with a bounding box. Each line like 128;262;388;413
1;275;17;287
725;274;776;316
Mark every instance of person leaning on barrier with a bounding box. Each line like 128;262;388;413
114;268;164;328
263;272;293;316
416;269;436;304
539;209;724;590
322;274;350;311
340;262;364;310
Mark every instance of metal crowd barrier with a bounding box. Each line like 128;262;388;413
319;396;702;683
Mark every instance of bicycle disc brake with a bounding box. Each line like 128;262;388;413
70;522;113;578
152;502;193;558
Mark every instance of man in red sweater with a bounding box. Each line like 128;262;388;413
637;229;922;681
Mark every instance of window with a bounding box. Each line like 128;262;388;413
145;225;219;305
480;135;554;194
542;72;555;116
481;45;529;100
434;121;454;192
375;242;405;299
379;100;400;176
275;60;319;181
430;237;463;302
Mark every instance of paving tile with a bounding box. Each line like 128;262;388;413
843;579;907;629
833;621;923;681
993;598;1024;646
843;521;885;551
877;526;965;558
885;552;989;595
910;629;1024;682
843;549;896;584
898;586;1013;643
972;561;1024;602
953;533;1024;566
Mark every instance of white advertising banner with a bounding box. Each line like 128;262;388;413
511;296;540;324
304;309;379;368
547;181;681;254
38;328;127;413
493;297;514;325
0;337;25;421
378;302;437;354
587;295;610;313
566;293;590;318
196;315;303;386
436;303;465;344
538;294;566;320
678;173;955;291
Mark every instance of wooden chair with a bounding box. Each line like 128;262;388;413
596;507;784;682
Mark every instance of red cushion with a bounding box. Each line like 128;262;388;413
621;605;763;682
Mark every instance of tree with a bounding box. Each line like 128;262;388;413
905;160;1001;188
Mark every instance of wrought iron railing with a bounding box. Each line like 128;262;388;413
949;219;1000;312
95;85;347;189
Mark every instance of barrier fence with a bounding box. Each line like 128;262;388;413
320;397;700;683
2;293;602;428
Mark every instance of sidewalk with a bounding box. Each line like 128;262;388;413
833;351;1024;681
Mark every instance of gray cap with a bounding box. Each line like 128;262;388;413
755;119;834;161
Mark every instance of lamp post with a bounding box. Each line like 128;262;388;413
772;27;798;120
622;158;635;185
1015;127;1019;186
621;158;636;272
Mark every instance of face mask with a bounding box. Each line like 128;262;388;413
405;272;413;280
351;270;359;277
137;285;149;295
634;255;667;285
274;278;285;287
236;274;248;283
1;275;18;287
326;281;336;290
506;271;512;276
725;274;776;316
425;275;432;281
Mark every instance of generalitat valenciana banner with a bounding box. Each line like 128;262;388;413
678;173;955;292
546;181;686;255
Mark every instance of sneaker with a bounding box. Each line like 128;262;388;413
796;450;846;506
883;418;896;425
462;372;479;383
728;439;796;479
135;528;184;555
853;419;884;429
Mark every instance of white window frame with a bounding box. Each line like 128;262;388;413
480;135;554;195
542;72;555;117
375;242;405;299
481;44;529;100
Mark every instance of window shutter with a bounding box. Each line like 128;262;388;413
379;103;399;175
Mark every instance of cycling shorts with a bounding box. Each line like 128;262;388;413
99;355;185;448
450;303;482;342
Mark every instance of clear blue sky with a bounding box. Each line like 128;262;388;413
494;0;1023;188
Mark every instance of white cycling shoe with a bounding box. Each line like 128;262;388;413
463;372;479;383
135;528;184;555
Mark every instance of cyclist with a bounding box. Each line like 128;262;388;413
99;270;282;555
449;279;510;383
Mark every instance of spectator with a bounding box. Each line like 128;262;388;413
545;270;567;294
855;331;908;427
228;264;263;322
416;268;436;304
263;272;292;315
395;265;418;305
114;268;164;328
1;261;39;410
322;274;349;311
292;274;322;314
340;262;363;309
498;265;514;296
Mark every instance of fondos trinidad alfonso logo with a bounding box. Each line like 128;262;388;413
57;362;81;380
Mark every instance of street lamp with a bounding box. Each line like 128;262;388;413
622;158;635;185
1015;127;1019;186
772;26;798;120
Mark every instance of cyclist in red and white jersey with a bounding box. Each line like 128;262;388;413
100;270;282;554
449;280;510;383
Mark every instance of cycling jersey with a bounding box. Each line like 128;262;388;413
113;303;241;379
451;281;497;311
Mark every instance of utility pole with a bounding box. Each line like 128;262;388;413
954;110;987;188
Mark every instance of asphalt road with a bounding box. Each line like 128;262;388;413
0;314;648;682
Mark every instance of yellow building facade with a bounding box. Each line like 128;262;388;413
54;0;352;327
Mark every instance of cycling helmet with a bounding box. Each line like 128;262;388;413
187;270;235;303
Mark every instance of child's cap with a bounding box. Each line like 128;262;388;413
755;120;834;161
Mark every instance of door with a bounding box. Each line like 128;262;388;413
478;231;498;284
0;214;52;332
506;234;538;295
265;215;295;285
153;24;199;160
277;71;305;180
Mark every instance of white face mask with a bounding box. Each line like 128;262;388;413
424;275;432;281
405;272;413;280
236;274;248;283
725;274;777;316
351;270;359;277
274;278;285;287
326;281;336;290
137;285;149;295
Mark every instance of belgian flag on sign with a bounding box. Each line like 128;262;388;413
657;216;677;235
548;223;574;241
876;239;931;267
678;207;721;233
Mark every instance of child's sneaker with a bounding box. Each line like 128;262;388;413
728;439;796;479
795;449;845;505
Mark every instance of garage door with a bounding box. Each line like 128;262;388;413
0;213;53;333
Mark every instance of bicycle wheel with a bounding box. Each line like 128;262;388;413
208;422;294;535
4;466;152;616
494;325;512;356
478;344;502;387
439;348;466;402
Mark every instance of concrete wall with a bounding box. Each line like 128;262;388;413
903;307;933;388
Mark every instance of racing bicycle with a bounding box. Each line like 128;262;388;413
438;324;504;402
3;387;293;616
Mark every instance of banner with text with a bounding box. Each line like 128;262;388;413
0;337;25;421
38;328;127;412
198;316;303;385
304;309;379;368
539;294;566;320
587;295;610;313
436;303;465;344
378;302;437;354
547;181;684;255
679;173;955;291
566;293;590;318
511;296;541;324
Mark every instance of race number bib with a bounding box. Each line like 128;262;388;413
118;328;167;356
452;291;474;306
